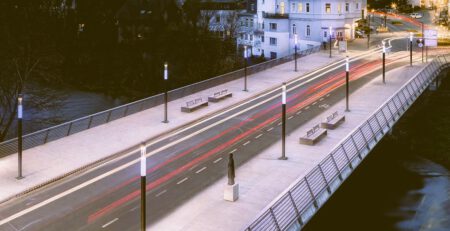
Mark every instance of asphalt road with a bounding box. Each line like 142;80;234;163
0;38;420;231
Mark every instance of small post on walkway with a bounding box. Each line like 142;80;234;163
279;83;288;160
294;34;298;72
224;153;239;201
345;56;350;112
162;62;169;123
367;14;371;49
329;26;332;58
243;45;248;92
382;40;386;84
140;143;147;231
384;14;387;28
17;94;24;180
421;23;424;63
409;32;413;67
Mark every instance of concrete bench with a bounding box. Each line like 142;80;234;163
320;111;345;129
208;89;232;102
181;98;208;112
300;124;327;145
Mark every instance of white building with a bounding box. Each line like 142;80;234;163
238;0;366;59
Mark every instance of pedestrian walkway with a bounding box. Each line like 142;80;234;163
152;62;429;231
0;52;344;203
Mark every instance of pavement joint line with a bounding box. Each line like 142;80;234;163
177;177;188;185
288;116;294;120
267;127;274;131
243;141;251;146
255;134;263;139
102;218;119;228
195;167;207;174
230;148;237;153
213;158;223;164
155;190;167;197
0;44;392;225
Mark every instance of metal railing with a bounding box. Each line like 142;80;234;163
0;45;321;158
244;55;450;231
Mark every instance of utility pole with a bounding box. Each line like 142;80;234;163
140;144;147;231
422;22;424;63
279;82;288;160
17;94;24;180
162;62;169;123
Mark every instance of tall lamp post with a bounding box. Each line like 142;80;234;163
279;82;288;160
345;56;350;112
140;144;147;231
421;22;424;63
162;62;169;123
329;26;332;58
17;94;24;180
382;40;386;84
367;14;371;48
294;34;298;72
409;32;413;66
243;45;248;92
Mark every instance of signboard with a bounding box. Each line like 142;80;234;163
339;40;347;52
424;29;438;47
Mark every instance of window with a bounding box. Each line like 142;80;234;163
262;22;265;29
269;23;277;31
280;2;285;14
241;34;244;39
291;3;296;12
250;35;253;41
251;3;255;11
337;3;341;13
356;3;359;9
306;3;310;12
306;25;311;36
245;18;249;27
262;0;265;4
261;36;265;42
298;3;303;12
270;37;277;45
245;34;248;40
270;52;277;59
292;24;297;34
325;3;331;13
345;3;349;12
324;31;327;38
250;19;254;27
215;16;220;23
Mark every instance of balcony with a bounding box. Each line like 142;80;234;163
263;12;289;19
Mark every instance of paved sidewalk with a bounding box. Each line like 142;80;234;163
152;63;427;231
0;52;345;202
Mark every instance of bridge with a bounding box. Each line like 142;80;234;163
0;32;449;230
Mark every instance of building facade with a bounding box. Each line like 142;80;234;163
238;0;366;59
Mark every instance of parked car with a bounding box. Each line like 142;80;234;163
409;13;423;19
355;30;365;38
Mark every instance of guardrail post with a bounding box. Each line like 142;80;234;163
287;191;304;226
269;208;282;231
340;143;354;169
67;123;73;136
358;127;370;150
304;178;319;209
374;114;383;135
318;165;331;193
367;120;377;142
106;110;112;123
350;136;363;161
44;129;50;144
380;109;390;128
386;101;396;123
87;116;93;129
330;154;343;181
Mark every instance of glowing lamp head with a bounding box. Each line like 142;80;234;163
244;45;248;58
164;62;168;80
294;34;298;45
409;32;413;41
140;143;146;177
18;94;23;105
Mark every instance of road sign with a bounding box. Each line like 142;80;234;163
424;29;438;47
418;43;423;47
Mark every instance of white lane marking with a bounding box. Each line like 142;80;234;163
213;158;223;163
177;177;188;185
319;98;324;101
243;141;251;146
326;94;331;97
0;43;392;226
312;102;317;105
267;127;274;131
102;218;119;228
288;116;294;120
17;219;41;230
255;134;263;139
296;111;302;115
129;206;139;212
195;167;207;174
155;190;167;197
277;122;282;126
230;149;237;153
305;106;310;110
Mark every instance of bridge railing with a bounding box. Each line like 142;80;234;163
0;46;321;158
243;55;449;231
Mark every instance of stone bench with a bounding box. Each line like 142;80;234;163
300;124;327;145
181;98;208;112
208;89;232;102
320;111;345;129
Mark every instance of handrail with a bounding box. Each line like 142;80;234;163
243;55;449;231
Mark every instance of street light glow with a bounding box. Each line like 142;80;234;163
140;143;146;177
243;45;248;58
345;56;350;72
382;40;386;53
409;32;413;42
18;94;23;119
294;34;298;46
164;62;168;80
282;83;286;105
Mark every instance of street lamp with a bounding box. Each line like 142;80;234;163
162;62;169;123
279;82;288;160
17;94;24;180
329;26;332;58
382;40;386;84
371;9;375;22
294;34;298;72
345;56;350;112
140;143;147;231
243;45;248;92
367;14;371;48
409;32;413;66
421;22;424;63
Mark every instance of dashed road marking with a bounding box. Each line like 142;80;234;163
129;206;139;212
243;141;251;146
305;106;310;110
267;127;274;131
213;157;223;163
319;98;324;101
177;177;188;185
288;116;294;120
155;190;167;197
326;94;331;97
255;134;263;139
231;149;237;153
196;167;207;174
277;122;282;126
312;102;317;105
296;111;302;115
102;218;119;228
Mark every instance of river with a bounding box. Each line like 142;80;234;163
303;70;450;230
